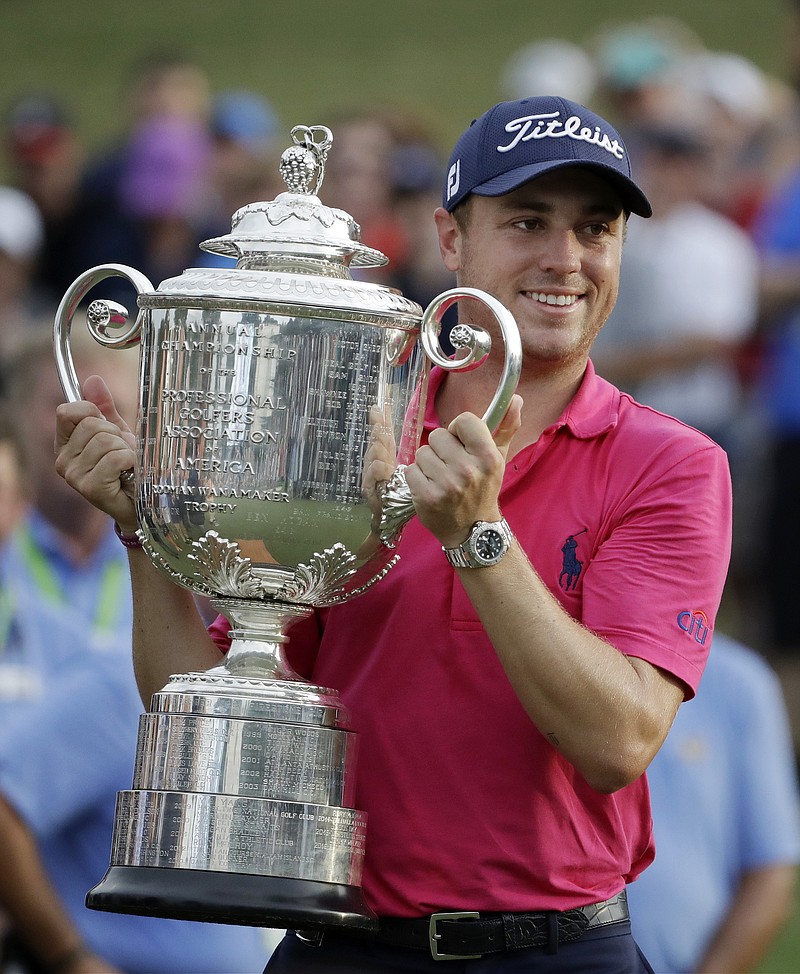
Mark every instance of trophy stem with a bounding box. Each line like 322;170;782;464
210;598;313;682
222;636;298;681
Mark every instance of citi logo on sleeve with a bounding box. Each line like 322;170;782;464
677;609;711;646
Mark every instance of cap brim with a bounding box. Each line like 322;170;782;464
469;159;652;218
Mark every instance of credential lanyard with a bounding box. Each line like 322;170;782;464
16;525;126;633
0;588;14;651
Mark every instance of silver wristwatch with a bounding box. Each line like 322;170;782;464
443;517;514;569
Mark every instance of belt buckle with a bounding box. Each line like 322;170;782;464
428;911;481;961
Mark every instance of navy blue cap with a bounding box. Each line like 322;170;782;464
443;95;652;218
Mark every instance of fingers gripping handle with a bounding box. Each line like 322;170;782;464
379;287;522;547
53;263;152;403
54;264;152;499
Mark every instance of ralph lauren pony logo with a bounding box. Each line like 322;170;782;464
559;529;587;592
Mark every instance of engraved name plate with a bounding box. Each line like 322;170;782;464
133;712;354;805
111;791;367;885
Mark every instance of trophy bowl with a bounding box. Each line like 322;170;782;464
53;125;521;930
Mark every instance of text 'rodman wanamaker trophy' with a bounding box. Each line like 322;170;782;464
53;125;521;932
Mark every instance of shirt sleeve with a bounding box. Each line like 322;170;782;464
582;438;732;697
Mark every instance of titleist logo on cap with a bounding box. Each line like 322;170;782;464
442;96;652;217
497;111;625;160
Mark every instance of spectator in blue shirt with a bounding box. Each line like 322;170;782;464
0;328;267;974
627;632;800;973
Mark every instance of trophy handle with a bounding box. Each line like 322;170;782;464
53;263;153;404
379;287;522;547
419;287;522;432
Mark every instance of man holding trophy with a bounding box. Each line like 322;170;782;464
54;96;732;973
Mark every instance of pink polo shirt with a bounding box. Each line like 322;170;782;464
210;362;732;916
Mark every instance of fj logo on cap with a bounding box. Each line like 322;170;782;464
497;112;625;160
446;159;461;202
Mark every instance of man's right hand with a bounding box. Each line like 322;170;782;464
54;374;138;534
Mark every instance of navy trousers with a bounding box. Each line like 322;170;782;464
264;923;656;973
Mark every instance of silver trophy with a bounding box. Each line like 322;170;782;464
54;124;521;931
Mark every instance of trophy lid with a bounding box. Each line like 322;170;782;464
142;123;422;324
199;124;388;270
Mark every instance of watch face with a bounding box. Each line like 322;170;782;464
474;528;505;563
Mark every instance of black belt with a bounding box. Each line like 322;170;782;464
301;889;629;961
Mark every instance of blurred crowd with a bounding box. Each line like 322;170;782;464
2;26;800;614
0;46;461;974
1;16;800;971
5;28;800;672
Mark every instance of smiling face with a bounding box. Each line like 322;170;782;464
435;167;626;374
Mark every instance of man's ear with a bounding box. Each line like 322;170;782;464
434;206;462;273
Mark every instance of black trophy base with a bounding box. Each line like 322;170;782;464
87;865;378;932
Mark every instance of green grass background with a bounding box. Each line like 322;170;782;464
2;0;799;970
0;0;793;160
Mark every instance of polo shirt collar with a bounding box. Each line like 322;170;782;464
424;359;620;441
558;360;620;439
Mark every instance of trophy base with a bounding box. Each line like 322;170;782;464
86;865;378;932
